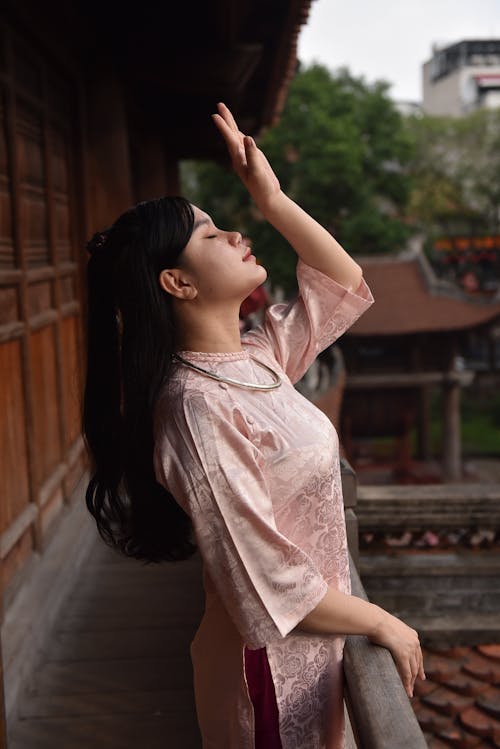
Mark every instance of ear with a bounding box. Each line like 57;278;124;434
159;269;198;300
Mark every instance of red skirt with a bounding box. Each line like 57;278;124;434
244;645;283;749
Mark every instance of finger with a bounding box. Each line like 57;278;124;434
418;648;426;681
409;652;420;690
212;114;242;160
217;102;240;133
212;114;248;175
397;659;413;698
243;135;258;167
212;113;236;142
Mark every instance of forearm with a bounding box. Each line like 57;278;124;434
259;191;363;291
295;584;385;637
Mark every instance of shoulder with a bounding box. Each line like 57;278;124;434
154;371;243;436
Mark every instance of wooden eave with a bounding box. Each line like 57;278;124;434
78;0;313;160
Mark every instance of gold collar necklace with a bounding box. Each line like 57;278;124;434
172;352;282;391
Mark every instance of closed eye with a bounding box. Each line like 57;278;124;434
205;234;217;239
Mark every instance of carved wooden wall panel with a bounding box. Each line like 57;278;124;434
29;326;62;479
60;316;81;449
17;102;49;268
0;87;14;270
0;340;30;533
0;23;85;590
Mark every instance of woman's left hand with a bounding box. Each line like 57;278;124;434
212;102;281;210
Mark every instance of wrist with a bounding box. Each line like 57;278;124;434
367;603;388;640
254;189;287;220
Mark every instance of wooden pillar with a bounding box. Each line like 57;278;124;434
487;332;497;371
131;130;167;203
85;58;134;230
416;384;432;461
131;135;180;202
442;378;462;482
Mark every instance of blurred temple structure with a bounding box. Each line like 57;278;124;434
338;245;500;482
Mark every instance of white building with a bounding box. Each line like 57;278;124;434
423;39;500;116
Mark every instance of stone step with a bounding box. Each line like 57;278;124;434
356;483;500;531
360;550;500;643
360;551;500;577
403;612;500;648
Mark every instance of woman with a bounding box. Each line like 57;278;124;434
83;103;425;749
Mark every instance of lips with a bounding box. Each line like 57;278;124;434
242;248;252;261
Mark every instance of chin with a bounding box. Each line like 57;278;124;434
255;263;267;280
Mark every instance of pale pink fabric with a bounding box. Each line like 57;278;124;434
153;257;374;749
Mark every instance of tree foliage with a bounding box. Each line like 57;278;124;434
181;64;414;293
405;108;500;238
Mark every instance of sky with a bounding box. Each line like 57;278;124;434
298;0;500;102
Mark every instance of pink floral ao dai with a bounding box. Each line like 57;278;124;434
153;258;374;748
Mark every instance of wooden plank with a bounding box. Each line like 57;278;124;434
17;688;196;720
0;340;31;535
29;326;63;483
30;655;195;695
10;713;201;749
42;627;198;662
8;522;204;748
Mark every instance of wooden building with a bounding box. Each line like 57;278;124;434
340;246;500;481
0;0;312;737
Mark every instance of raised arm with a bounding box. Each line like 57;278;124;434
212;102;362;291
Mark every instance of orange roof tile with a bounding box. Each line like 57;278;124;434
413;644;500;748
348;250;500;336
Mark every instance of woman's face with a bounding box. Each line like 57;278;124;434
164;205;267;305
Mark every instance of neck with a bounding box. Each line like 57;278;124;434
173;301;244;353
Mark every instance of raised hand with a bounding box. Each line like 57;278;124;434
212;102;281;210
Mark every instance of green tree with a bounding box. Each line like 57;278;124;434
405;108;500;238
182;64;414;293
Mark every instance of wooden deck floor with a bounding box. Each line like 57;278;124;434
8;539;204;749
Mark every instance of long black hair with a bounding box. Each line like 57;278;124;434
82;196;197;563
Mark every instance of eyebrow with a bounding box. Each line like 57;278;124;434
193;217;212;232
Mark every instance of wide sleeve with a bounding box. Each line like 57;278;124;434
243;256;374;384
153;391;328;649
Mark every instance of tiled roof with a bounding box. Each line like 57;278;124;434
412;644;500;748
348;250;500;336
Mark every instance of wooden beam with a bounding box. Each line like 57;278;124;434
125;44;263;97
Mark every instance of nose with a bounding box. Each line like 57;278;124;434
228;231;242;247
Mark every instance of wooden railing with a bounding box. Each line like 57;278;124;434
340;459;427;749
